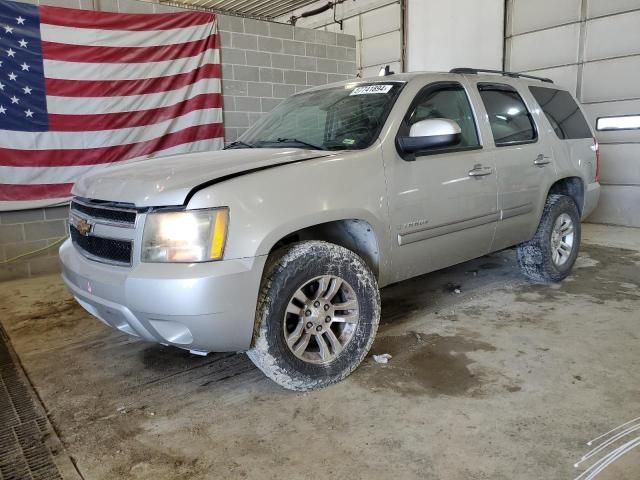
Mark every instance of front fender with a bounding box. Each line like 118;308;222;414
187;149;391;273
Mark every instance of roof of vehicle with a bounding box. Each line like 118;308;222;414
300;70;567;95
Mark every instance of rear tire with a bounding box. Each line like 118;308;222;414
247;241;380;391
517;194;581;283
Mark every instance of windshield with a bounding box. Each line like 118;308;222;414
230;82;404;151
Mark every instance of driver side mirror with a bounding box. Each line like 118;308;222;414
397;118;462;157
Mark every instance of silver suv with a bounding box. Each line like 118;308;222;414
60;69;600;391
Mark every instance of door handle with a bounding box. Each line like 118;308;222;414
534;154;551;166
468;165;493;177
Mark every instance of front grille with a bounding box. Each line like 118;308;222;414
71;225;133;265
71;199;137;226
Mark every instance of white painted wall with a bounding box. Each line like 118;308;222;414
406;0;504;72
279;0;505;76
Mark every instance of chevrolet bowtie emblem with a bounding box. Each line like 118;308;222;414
76;219;92;236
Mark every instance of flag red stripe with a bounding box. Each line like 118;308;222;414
0;183;73;201
48;94;222;131
45;63;221;97
39;6;215;31
0;123;224;167
41;34;219;63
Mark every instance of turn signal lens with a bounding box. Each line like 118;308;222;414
210;208;229;260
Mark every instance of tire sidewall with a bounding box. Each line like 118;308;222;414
542;196;581;280
250;242;380;390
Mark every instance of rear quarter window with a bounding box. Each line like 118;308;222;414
529;86;592;139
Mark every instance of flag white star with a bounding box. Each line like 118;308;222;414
4;25;14;34
0;60;3;67
16;17;26;25
7;48;15;58
8;72;17;81
23;86;32;94
10;96;19;104
0;82;4;91
0;105;6;114
18;39;28;48
20;62;29;71
25;109;33;118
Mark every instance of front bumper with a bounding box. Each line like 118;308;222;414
60;239;267;353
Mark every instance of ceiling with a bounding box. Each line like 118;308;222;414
160;0;322;20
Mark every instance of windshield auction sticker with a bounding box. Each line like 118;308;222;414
350;84;393;95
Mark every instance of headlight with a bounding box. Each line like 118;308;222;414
141;208;229;263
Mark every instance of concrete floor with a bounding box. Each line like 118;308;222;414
0;223;638;480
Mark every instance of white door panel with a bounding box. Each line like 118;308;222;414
509;24;580;72
510;0;580;35
582;56;640;102
587;0;640;18
585;10;640;61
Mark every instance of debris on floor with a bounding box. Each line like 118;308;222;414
373;353;392;364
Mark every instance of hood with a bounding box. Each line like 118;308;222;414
72;148;334;207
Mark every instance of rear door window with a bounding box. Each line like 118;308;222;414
477;84;537;146
529;86;592;139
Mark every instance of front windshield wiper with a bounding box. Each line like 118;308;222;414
259;138;327;151
224;140;256;149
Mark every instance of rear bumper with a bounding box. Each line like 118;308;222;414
583;182;601;220
60;239;267;352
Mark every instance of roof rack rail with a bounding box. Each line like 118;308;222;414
449;67;554;84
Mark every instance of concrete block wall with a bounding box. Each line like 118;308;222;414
0;206;68;281
277;0;402;78
218;15;357;142
1;0;357;281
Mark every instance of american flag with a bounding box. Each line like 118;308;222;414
0;0;223;206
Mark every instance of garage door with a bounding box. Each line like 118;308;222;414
505;0;640;227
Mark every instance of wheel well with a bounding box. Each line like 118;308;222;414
269;219;380;278
549;177;584;214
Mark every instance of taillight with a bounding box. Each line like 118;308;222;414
592;138;600;183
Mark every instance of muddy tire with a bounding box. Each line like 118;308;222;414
247;241;380;391
516;194;581;283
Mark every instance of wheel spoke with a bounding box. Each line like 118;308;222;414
292;331;311;355
286;319;305;347
561;223;573;236
332;312;358;323
324;328;343;356
316;333;331;361
286;303;302;315
292;288;310;305
322;277;342;301
314;276;330;300
552;249;560;264
332;299;357;311
559;241;572;254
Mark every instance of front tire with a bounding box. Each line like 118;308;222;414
516;194;581;283
247;241;381;391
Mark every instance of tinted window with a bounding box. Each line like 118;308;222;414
529;86;592;139
405;84;480;149
478;84;536;145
